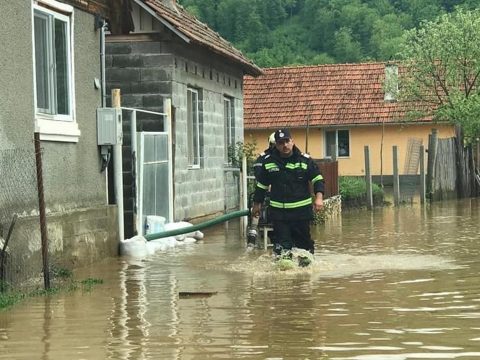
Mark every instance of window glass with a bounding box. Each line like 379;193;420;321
224;97;235;163
34;8;71;118
55;18;69;115
325;129;350;158
34;13;50;112
187;88;200;166
337;130;350;157
325;130;336;157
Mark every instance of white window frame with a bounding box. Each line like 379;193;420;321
187;87;201;168
32;0;80;142
325;129;350;158
224;96;235;164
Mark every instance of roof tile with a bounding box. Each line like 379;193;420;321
244;62;428;129
143;0;262;76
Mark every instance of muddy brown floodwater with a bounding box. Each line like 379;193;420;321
1;198;480;359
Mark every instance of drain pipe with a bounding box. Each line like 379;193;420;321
144;209;249;241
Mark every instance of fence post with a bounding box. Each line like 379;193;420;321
426;129;438;199
241;156;248;238
393;145;400;206
34;132;50;290
112;89;124;241
419;145;426;204
130;110;138;235
164;98;174;223
364;146;373;210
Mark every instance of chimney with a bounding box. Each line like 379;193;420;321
384;63;399;102
162;0;177;10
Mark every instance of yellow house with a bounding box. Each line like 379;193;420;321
244;62;454;178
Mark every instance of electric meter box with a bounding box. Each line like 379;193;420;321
96;108;123;145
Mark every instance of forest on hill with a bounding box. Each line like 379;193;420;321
177;0;478;67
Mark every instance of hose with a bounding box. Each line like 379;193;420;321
144;209;250;241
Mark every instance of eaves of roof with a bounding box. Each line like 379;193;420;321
61;0;109;17
140;0;262;77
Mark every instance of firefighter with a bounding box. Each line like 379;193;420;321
252;128;324;257
247;132;276;247
252;132;276;179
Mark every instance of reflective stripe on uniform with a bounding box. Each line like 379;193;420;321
264;162;278;170
270;197;312;209
285;162;308;170
312;174;324;184
256;182;268;190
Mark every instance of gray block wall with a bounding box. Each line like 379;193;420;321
106;36;245;231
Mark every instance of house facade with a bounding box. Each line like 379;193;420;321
0;0;119;284
244;63;454;179
105;0;262;236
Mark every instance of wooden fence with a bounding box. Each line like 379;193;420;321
427;130;478;200
315;160;339;199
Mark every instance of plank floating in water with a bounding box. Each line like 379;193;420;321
179;291;218;299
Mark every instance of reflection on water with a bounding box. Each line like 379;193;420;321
1;199;480;359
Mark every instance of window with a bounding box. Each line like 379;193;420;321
34;5;71;117
224;97;235;164
187;87;202;167
325;129;350;158
33;1;79;142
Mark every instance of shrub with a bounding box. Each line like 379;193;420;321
339;176;384;206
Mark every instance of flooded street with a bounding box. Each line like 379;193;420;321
2;199;480;359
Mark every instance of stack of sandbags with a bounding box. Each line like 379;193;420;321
119;221;204;258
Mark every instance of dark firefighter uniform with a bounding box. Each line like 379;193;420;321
253;145;324;254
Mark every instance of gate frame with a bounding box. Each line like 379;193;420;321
122;99;173;236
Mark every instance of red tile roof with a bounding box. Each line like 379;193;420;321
244;62;428;129
142;0;262;76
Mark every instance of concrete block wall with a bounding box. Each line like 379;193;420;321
106;36;246;227
106;39;173;236
2;205;118;287
169;43;244;221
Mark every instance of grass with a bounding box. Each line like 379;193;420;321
0;268;103;311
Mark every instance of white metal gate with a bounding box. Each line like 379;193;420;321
137;131;173;235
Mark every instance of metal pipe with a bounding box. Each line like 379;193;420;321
100;20;107;107
130;110;137;235
144;209;249;241
34;133;50;289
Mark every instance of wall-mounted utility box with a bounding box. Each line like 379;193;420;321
96;108;123;145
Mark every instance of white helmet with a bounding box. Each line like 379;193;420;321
268;132;276;145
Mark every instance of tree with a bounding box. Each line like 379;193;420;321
398;8;480;144
398;8;480;197
333;27;362;63
368;14;405;60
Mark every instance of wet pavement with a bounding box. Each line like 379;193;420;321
1;198;480;359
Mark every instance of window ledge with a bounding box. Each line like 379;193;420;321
35;117;81;143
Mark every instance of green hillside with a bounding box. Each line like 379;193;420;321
178;0;478;67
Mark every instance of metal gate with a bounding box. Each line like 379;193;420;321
137;132;173;235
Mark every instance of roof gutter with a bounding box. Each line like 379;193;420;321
244;120;436;131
